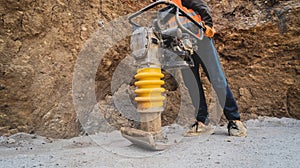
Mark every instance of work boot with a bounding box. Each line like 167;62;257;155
184;121;213;137
227;120;247;137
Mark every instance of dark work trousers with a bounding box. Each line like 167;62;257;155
181;36;240;123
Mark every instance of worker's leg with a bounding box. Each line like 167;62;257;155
195;36;240;121
181;55;208;123
223;85;240;120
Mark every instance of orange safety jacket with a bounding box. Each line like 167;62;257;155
168;0;202;28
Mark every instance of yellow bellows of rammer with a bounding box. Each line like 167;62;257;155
134;67;165;109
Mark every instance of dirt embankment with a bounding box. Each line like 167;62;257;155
0;0;299;138
0;0;149;138
211;0;300;120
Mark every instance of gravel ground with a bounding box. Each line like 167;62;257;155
0;117;299;168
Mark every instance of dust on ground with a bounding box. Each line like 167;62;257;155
0;117;299;168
